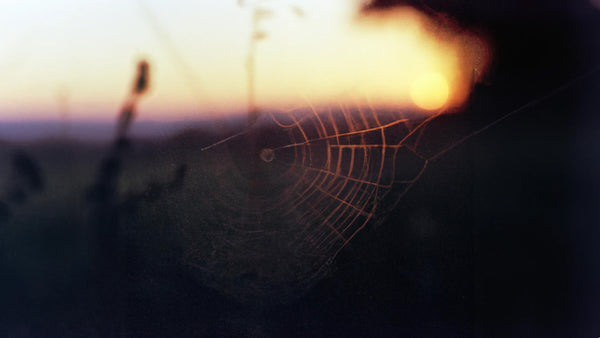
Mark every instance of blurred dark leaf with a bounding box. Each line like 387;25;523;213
0;200;12;223
12;151;44;192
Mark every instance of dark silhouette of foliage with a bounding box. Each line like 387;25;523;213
133;60;150;95
0;149;45;208
0;200;12;223
12;150;44;191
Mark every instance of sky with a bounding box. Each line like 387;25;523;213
0;0;488;122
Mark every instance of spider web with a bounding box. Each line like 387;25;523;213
172;65;600;302
265;104;436;256
177;103;444;301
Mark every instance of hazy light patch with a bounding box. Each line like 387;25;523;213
238;3;489;114
348;6;489;112
0;0;489;121
410;72;449;110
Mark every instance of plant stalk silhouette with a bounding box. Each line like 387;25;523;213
238;0;304;126
84;60;188;323
85;60;151;320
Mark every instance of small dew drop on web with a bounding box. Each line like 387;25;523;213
260;148;275;163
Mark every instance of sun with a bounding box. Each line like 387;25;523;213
410;72;450;110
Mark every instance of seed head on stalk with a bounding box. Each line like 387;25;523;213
116;60;150;141
237;0;304;126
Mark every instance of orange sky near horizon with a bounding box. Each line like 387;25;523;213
0;0;489;122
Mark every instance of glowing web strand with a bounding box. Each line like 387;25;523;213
429;64;600;162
